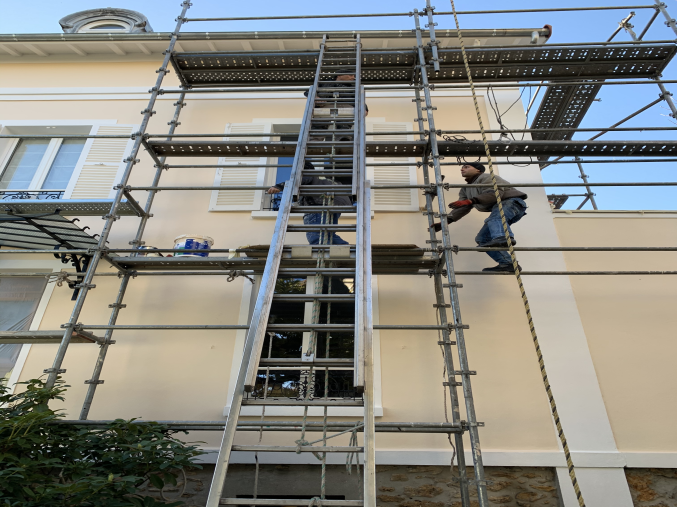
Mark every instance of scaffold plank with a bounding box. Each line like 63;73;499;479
146;139;677;158
170;44;676;87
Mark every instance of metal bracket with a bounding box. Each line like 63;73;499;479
437;341;456;346
85;379;104;385
443;381;463;387
443;283;463;289
454;370;477;376
449;324;470;330
44;368;66;374
433;303;451;308
123;157;140;164
74;283;96;290
103;214;120;221
141;108;157;115
108;303;127;309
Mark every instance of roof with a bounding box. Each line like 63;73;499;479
0;28;550;61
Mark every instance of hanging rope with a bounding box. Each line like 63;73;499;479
45;270;73;287
447;1;585;505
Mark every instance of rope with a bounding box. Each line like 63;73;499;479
447;2;585;505
46;270;73;287
226;270;254;283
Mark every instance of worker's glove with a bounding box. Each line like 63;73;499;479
432;222;442;232
449;199;473;209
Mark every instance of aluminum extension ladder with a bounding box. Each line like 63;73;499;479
206;34;376;507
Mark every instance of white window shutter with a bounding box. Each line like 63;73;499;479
209;122;271;211
65;125;136;199
366;122;418;211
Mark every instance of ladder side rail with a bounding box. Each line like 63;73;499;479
353;84;367;392
291;36;327;199
352;35;362;197
414;85;472;506
206;182;294;507
361;76;376;503
242;86;320;391
413;10;489;507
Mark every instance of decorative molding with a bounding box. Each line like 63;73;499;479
59;8;153;34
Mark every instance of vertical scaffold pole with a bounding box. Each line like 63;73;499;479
45;1;192;389
413;9;489;507
79;91;188;420
624;6;677;118
414;84;472;506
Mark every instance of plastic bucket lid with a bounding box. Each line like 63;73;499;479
174;234;214;246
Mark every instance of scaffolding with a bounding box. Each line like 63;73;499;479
1;2;677;506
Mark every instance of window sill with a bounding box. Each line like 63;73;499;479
227;405;384;417
252;211;371;219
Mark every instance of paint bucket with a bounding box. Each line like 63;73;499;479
173;234;214;257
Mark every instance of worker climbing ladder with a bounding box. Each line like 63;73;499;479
206;35;376;506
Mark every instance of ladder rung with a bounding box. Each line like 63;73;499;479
259;358;354;367
221;500;363;506
232;445;363;453
277;268;355;275
287;225;356;232
242;399;363;406
272;294;356;302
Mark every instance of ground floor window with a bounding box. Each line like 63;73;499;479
0;276;48;378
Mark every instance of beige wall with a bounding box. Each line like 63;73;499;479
554;214;677;454
3;58;674;461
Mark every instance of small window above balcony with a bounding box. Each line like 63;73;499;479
59;8;153;34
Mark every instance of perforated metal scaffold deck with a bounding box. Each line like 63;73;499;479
170;43;676;87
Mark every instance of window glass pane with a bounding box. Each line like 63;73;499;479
0;277;48;378
0;139;49;190
90;24;126;30
42;139;86;190
268;135;298;211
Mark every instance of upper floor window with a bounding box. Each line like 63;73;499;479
0;124;136;202
0;138;86;199
59;8;153;34
79;21;131;32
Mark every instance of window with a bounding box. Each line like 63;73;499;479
264;135;298;211
252;275;358;401
79;21;131;32
0;125;136;201
0;138;86;199
0;276;48;379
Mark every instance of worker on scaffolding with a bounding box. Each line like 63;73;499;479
267;161;350;245
433;162;528;272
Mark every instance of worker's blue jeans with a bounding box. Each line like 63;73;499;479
475;198;527;265
303;212;349;245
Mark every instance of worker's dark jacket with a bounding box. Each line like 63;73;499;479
274;175;353;207
449;173;528;222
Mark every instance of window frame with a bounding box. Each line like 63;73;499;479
0;137;87;194
0;121;136;201
0;259;63;395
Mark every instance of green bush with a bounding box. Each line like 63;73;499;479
0;377;203;507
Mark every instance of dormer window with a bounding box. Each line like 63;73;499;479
59;8;152;34
79;20;131;32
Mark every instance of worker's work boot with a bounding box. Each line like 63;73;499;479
482;263;522;272
482;237;517;247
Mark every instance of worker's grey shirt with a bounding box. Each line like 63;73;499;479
459;173;527;212
448;172;527;223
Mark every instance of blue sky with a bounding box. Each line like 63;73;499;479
2;0;676;210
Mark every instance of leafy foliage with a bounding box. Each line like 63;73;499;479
0;377;202;507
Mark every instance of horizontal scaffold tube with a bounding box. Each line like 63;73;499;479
185;6;657;22
57;420;462;433
125;182;677;191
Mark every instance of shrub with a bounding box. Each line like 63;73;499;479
0;377;203;507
